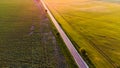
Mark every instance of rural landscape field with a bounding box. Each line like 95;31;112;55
0;0;78;68
44;0;120;68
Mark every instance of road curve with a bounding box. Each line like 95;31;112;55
39;0;89;68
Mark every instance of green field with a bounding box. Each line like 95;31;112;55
0;0;77;67
44;0;120;68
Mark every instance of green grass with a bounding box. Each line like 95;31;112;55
44;0;120;68
0;0;77;67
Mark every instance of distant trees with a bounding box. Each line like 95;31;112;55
56;32;59;36
45;9;47;12
80;48;87;56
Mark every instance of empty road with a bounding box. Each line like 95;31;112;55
39;0;89;68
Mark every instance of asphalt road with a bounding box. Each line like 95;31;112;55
38;0;89;68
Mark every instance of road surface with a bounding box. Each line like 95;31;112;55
39;0;89;68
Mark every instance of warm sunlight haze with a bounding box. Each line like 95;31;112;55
0;0;120;68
